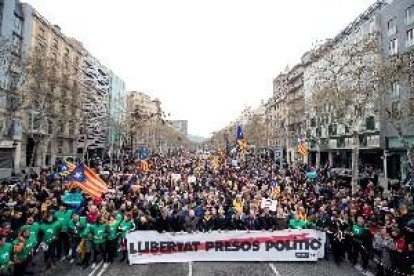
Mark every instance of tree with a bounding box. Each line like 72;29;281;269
244;113;267;149
123;94;190;157
309;35;382;193
380;50;414;180
19;50;81;167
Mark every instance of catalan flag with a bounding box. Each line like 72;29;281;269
65;163;108;198
236;125;248;153
137;160;150;172
56;162;72;178
297;141;308;157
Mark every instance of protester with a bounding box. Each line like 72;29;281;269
0;237;13;276
0;152;412;276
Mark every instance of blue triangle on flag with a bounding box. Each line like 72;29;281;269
66;164;86;183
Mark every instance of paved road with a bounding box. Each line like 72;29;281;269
34;257;366;276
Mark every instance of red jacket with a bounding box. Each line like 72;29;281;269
87;211;99;224
396;237;407;251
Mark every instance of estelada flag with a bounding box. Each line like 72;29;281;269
65;163;108;198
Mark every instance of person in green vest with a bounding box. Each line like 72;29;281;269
54;204;73;260
351;216;370;273
39;213;61;271
106;212;122;264
0;237;13;276
90;217;108;268
12;228;31;276
289;213;309;229
118;213;134;262
68;214;86;264
77;218;93;269
19;217;40;267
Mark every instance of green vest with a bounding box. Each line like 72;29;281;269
352;224;367;243
118;220;133;239
0;243;12;267
13;240;31;262
108;219;122;241
55;210;73;232
289;219;308;229
79;223;92;240
69;217;87;236
25;234;38;253
40;221;61;244
91;224;107;244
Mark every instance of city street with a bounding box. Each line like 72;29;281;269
36;259;364;276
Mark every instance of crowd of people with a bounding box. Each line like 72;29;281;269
0;151;413;276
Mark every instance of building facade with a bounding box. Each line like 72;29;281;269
168;120;188;137
108;72;126;159
379;0;414;179
266;64;306;164
124;91;161;153
302;1;384;169
20;3;83;168
0;1;125;175
74;42;111;159
0;0;24;177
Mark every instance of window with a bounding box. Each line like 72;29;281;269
389;39;398;55
328;124;337;136
48;120;53;135
316;127;321;137
407;6;414;25
410;99;414;116
0;92;6;108
366;116;375;130
407;29;414;47
52;37;59;49
369;19;376;34
391;102;400;118
35;40;46;53
310;118;316;127
388;18;397;36
13;16;22;34
337;137;345;148
392;82;400;98
38;26;46;39
51;51;57;60
11;33;21;55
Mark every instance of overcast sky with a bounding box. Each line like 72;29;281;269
24;0;377;137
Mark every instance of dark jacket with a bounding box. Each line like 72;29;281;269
244;217;261;230
155;216;169;233
260;214;276;230
183;216;200;233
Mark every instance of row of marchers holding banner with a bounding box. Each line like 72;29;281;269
127;229;326;264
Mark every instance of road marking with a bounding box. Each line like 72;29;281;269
188;261;193;276
269;263;280;276
88;261;103;276
96;263;109;276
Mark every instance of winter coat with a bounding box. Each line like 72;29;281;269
372;234;394;267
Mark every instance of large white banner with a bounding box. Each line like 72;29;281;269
127;229;326;264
